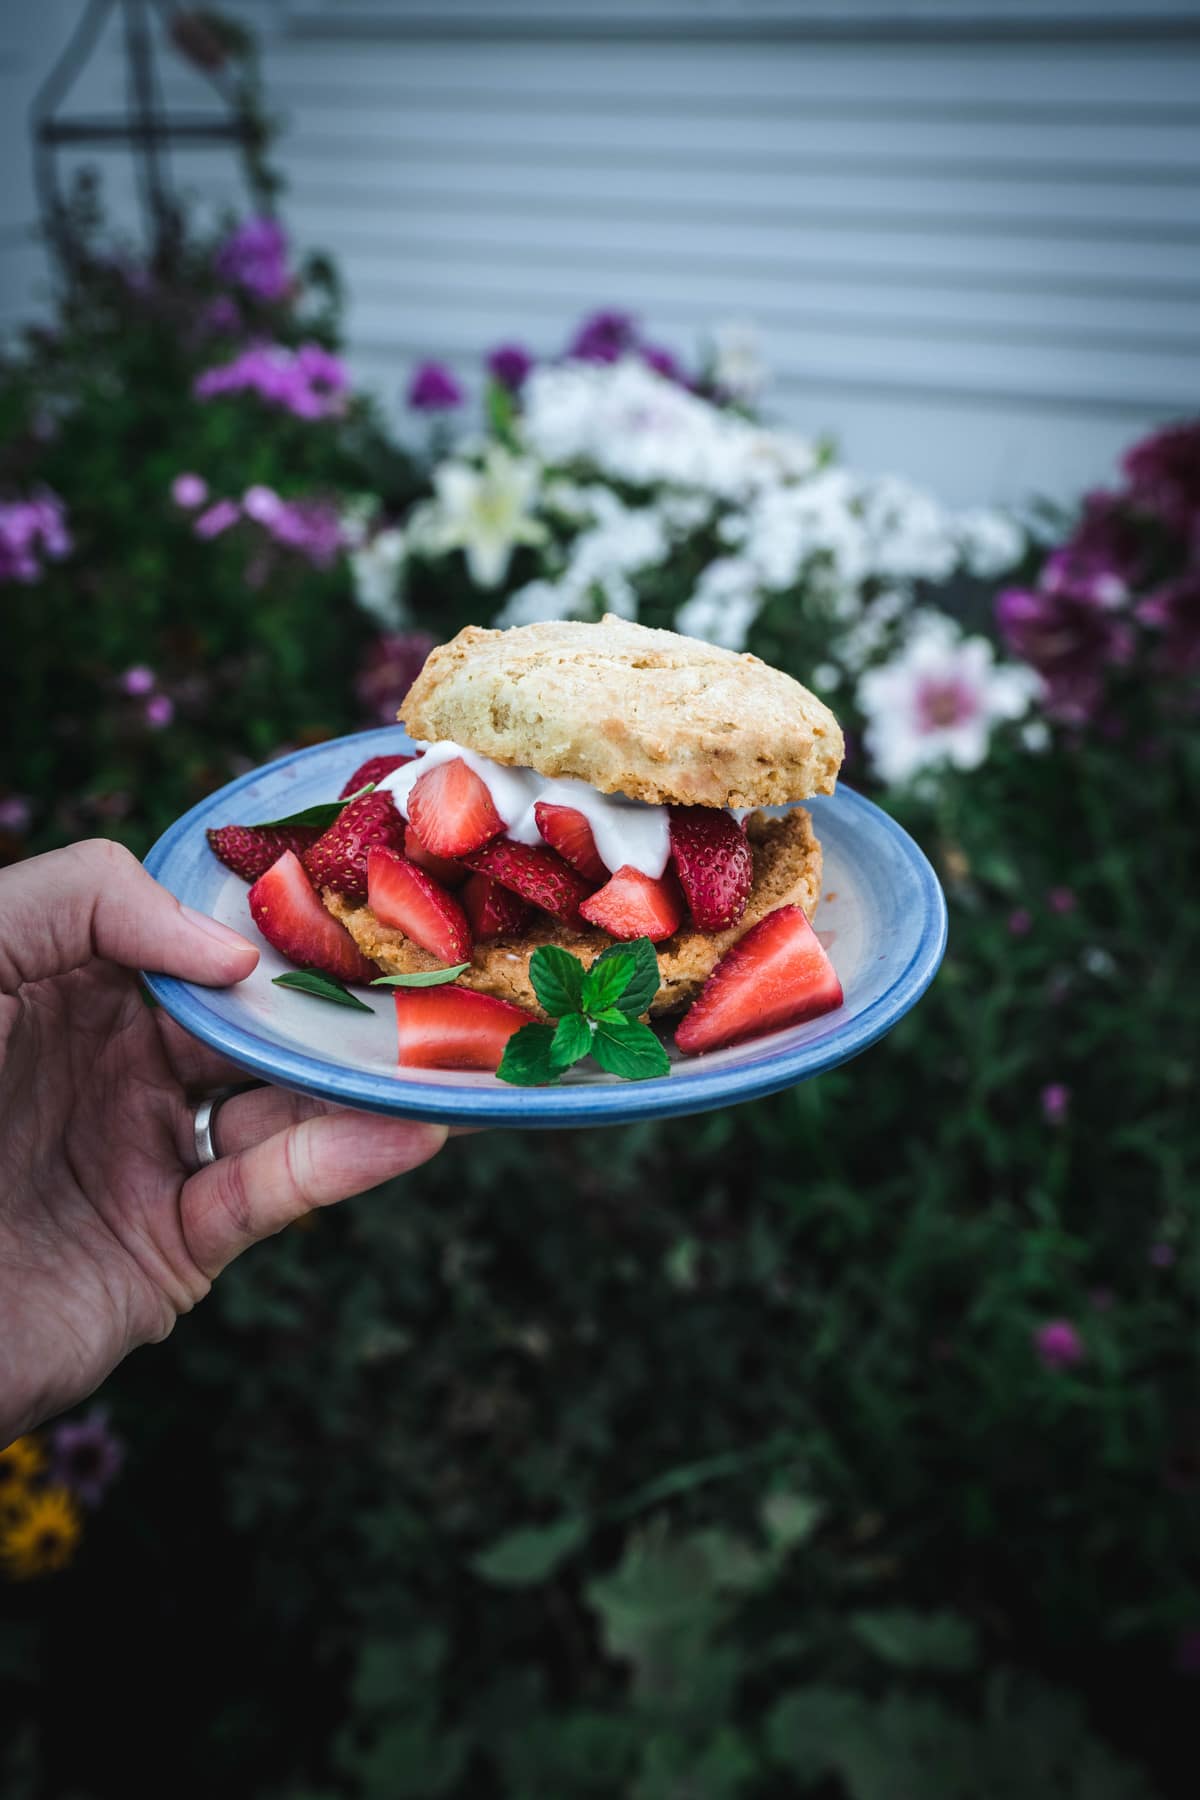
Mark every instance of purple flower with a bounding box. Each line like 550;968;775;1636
406;361;464;412
0;490;72;584
242;486;342;569
486;343;534;392
49;1407;124;1506
195;341;348;421
199;294;242;338
1041;1083;1070;1124
242;483;283;525
356;631;438;725
1042;491;1145;606
641;343;681;382
171;472;208;510
1137;573;1200;673
120;664;156;696
0;794;32;833
214;215;291;303
1034;1319;1085;1371
1007;907;1033;936
1047;886;1076;915
567;309;639;364
193;498;241;540
1149;1242;1176;1269
996;585;1135;724
145;695;175;729
1122;421;1200;534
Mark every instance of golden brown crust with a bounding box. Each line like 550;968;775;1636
325;808;822;1019
398;615;843;808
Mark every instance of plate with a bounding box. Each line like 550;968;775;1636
142;727;946;1128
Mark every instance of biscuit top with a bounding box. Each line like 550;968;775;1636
398;615;843;809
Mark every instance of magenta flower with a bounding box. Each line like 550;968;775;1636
486;343;534;392
0;490;72;583
356;631;438;725
171;472;208;509
1007;907;1033;936
1137;572;1200;673
214;214;291;303
241;485;343;569
120;664;156;696
407;361;464;412
49;1407;124;1506
641;343;682;382
1034;1319;1085;1370
145;695;175;729
567;309;639;364
194;498;241;540
1122;421;1200;534
195;341;348;420
996;584;1135;723
1041;1083;1070;1124
1042;491;1145;606
1047;886;1076;915
199;294;242;338
0;794;32;833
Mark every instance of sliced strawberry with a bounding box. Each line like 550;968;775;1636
460;838;593;927
339;752;416;799
394;985;535;1072
674;904;843;1055
668;806;753;931
303;791;406;903
367;847;472;964
248;850;377;983
404;825;469;889
462;872;534;942
533;802;608;884
208;823;320;883
406;757;505;859
579;865;684;942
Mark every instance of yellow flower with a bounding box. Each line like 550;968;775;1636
0;1436;45;1518
0;1484;82;1579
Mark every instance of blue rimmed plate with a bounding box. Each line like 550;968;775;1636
142;727;946;1128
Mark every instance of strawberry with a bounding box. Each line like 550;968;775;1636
208;823;320;883
339;752;416;799
303;791;406;904
404;825;469;889
674;904;843;1055
462;872;534;942
533;802;608;884
579;865;684;942
394;985;535;1072
461;838;593;927
406;757;505;858
668;806;753;931
366;847;472;964
248;851;377;983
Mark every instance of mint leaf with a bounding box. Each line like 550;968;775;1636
371;964;470;989
272;969;374;1012
551;1012;593;1069
256;782;376;830
590;1015;671;1081
594;937;660;1017
581;952;634;1016
496;1022;563;1087
528;943;586;1018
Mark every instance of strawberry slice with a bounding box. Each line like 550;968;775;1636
407;757;505;858
394;985;535;1072
404;825;469;889
460;838;593;927
339;752;416;799
366;847;472;964
208;823;320;883
668;806;753;931
579;865;684;942
462;872;534;942
248;851;377;983
675;904;843;1055
303;791;406;904
533;802;608;884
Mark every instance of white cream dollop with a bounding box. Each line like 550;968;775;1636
377;741;671;879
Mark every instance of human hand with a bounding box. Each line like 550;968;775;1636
0;840;446;1440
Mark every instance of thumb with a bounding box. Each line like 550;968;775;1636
0;839;259;992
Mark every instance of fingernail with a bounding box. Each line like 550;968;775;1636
182;904;257;956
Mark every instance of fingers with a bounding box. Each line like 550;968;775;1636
201;1085;337;1157
156;1013;252;1092
0;839;258;993
179;1112;447;1279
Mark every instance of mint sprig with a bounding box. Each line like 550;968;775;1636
272;968;374;1012
371;964;470;989
497;938;670;1087
254;781;376;830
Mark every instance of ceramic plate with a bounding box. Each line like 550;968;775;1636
142;727;946;1128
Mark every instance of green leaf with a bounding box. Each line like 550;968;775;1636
471;1514;588;1586
850;1608;979;1673
581;951;634;1016
271;969;374;1012
590;1015;671;1081
528;943;585;1017
255;781;375;829
761;1490;825;1552
370;964;470;989
593;937;660;1017
551;1012;594;1068
496;1022;563;1087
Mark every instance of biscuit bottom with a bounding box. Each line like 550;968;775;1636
323;808;823;1019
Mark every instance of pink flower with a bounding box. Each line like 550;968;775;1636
1041;1083;1070;1124
0;795;32;833
1047;886;1076;915
1007;907;1033;936
194;499;241;540
145;695;174;729
120;665;156;696
49;1406;124;1507
1034;1319;1085;1370
214;215;291;303
171;472;208;509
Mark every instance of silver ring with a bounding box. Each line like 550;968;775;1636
191;1084;262;1168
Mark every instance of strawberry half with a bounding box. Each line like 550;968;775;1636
303;790;407;904
404;825;469;889
674;904;843;1055
668;806;753;931
533;802;608;884
208;823;320;883
248;851;377;983
394;985;535;1072
407;757;505;859
460;838;594;927
339;752;416;799
366;847;472;964
579;865;684;942
462;872;534;942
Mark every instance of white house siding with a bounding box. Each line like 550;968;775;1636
2;1;1198;505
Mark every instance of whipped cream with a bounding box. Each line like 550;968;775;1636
378;740;671;879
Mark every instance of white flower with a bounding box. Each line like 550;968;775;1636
500;493;668;627
710;320;768;404
349;526;407;625
420;446;547;588
957;507;1025;578
857;611;1039;787
675;557;762;651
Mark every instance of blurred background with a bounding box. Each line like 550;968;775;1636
1;4;1197;1798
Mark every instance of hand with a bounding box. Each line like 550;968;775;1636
0;840;446;1440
